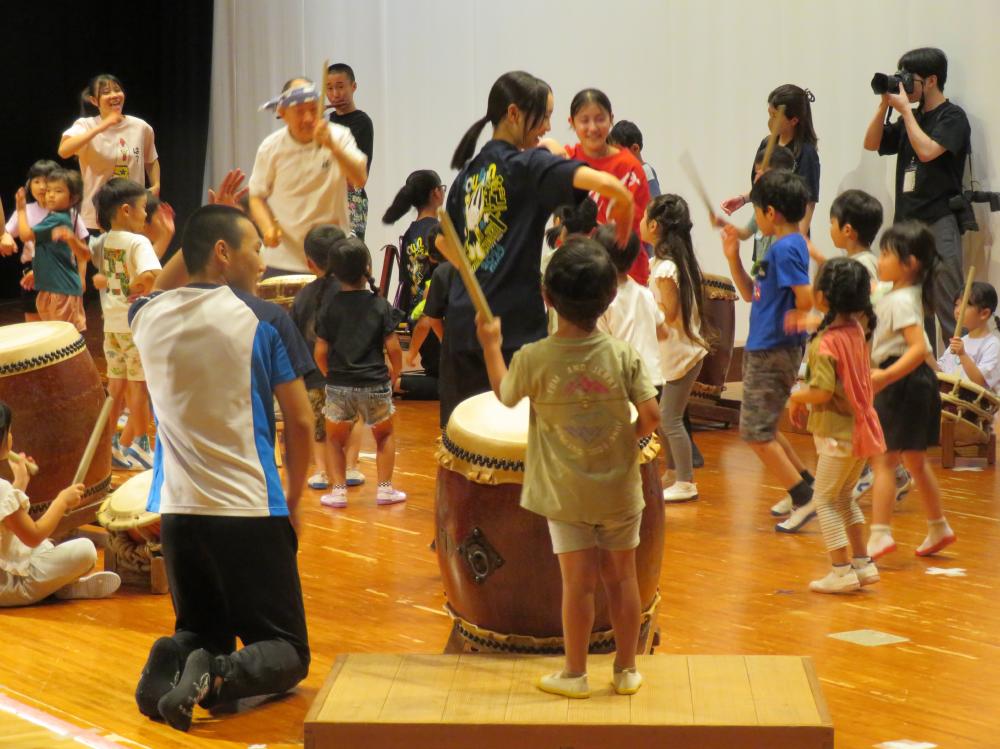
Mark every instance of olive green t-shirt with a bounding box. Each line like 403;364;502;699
804;331;854;442
499;332;657;523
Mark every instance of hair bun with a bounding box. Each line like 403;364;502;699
804;88;815;102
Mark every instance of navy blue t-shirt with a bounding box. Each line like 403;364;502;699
445;140;586;353
746;233;810;352
397;216;438;316
752;138;821;203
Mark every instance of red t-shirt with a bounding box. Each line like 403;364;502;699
565;143;651;285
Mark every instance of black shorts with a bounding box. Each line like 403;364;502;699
874;359;940;451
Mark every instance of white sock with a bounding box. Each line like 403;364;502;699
851;556;872;569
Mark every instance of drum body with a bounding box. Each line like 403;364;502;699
692;274;737;403
97;470;160;543
435;393;664;652
0;322;112;530
938;373;1000;444
256;274;315;309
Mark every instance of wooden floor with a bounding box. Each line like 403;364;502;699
2;300;999;748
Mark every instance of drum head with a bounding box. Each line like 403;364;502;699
0;321;83;373
97;470;158;531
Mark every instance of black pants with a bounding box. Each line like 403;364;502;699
438;348;517;429
160;515;310;703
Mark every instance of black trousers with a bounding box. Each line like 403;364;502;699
438;348;517;429
160;514;310;703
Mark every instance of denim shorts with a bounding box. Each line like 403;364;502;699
323;383;394;426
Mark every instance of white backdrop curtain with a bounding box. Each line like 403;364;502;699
206;0;1000;343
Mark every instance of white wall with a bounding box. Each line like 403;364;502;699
207;0;1000;343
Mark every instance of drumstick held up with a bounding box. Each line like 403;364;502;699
435;208;494;323
953;265;977;340
318;58;330;121
73;396;114;485
8;452;39;476
678;150;719;223
759;104;787;172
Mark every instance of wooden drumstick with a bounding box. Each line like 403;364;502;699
318;58;330;120
953;265;977;339
759;104;787;172
72;396;114;485
435;208;494;323
8;452;39;476
679;150;720;223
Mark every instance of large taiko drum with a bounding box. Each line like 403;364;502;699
256;274;315;310
435;392;664;654
0;322;112;532
691;273;738;404
937;373;1000;444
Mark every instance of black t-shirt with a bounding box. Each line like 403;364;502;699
445;140;586;353
397;216;439;316
290;276;341;390
878;100;970;222
315;289;396;386
330;110;374;193
423;261;456;321
752;137;821;202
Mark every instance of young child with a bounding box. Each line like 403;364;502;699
14;168;91;331
314;238;405;507
2;160;90;322
403;225;445;378
0;402;120;606
936;282;1000;393
381;169;445;317
477;237;660;699
725;146;796;267
641;195;711;502
608;120;661;197
787;258;885;593
867;221;955;559
326;63;374;240
721;170;815;531
91;179;162;470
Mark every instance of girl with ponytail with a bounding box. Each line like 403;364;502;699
382;170;444;316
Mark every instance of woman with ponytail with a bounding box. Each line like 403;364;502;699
382;169;445;316
442;70;637;424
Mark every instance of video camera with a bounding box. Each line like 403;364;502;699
949;191;1000;234
871;71;915;96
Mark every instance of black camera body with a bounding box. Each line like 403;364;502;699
949;191;1000;234
872;70;915;95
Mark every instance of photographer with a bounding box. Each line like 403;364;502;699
863;47;970;349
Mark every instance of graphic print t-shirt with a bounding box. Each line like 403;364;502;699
445;140;585;353
397;216;438;316
100;229;161;333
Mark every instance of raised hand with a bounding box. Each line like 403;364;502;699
208;169;250;207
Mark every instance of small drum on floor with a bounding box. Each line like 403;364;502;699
0;322;112;534
256;274;315;309
937;373;1000;444
97;470;167;593
435;392;664;655
692;273;737;404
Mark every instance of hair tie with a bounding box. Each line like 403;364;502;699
804;88;815;103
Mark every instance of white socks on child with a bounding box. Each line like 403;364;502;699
867;525;896;560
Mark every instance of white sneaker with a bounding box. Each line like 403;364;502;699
852;560;880;586
54;571;121;600
308;471;329;490
537;672;589;699
320;488;347;508
894;466;913;503
775;499;816;533
662;481;698;502
770;496;793;516
376;486;407;505
346;469;366;487
611;667;643;695
112;443;136;470
851;463;874;501
127;435;154;471
809;568;861;594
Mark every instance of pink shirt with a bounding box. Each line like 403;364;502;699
5;204;89;263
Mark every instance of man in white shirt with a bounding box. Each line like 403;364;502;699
249;79;368;275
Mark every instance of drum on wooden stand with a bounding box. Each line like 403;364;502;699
691;273;737;405
937;373;1000;444
256;274;316;309
435;392;664;654
0;322;112;534
96;470;167;593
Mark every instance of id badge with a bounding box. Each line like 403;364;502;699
902;161;916;193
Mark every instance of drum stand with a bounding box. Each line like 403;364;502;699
940;421;996;469
103;536;169;595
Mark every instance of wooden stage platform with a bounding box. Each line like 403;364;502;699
305;653;832;749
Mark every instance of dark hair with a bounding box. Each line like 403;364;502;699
767;84;817;157
813;257;877;339
327;63;356;83
451;71;550;169
879;220;938;313
546;199;598;249
543;236;617;330
754;144;796;172
830;190;883;247
426;224;444;264
94;177;147;232
749;169;810;223
25;160;61;197
181;204;250;275
594;225;641;275
569;88;613;121
608;120;642;150
81;74;123;116
144;193;161;224
47;168;84;227
382;170;442;224
305;224;349;325
328;237;377;292
899;47;948;91
646;194;710;347
962;281;999;331
0;401;11;448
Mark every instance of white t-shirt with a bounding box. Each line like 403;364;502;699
850;249;892;302
5;204;88;263
870;285;933;365
598;277;665;386
99;230;161;333
248;124;363;273
937;333;1000;392
62;115;158;230
0;479;46;576
649;257;708;381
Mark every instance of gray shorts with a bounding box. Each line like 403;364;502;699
323;383;394;426
739;346;803;443
547;511;643;555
